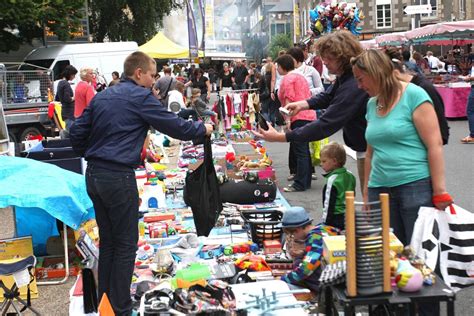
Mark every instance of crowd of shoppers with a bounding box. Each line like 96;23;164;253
48;28;467;314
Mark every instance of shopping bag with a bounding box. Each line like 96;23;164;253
410;205;474;292
183;137;222;236
309;138;329;166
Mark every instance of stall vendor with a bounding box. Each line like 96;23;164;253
281;207;338;292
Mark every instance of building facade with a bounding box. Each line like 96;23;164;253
243;0;295;60
359;0;472;39
205;0;244;54
293;0;472;42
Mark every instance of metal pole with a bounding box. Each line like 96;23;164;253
410;15;416;59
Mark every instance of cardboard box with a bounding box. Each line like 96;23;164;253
322;232;404;264
73;219;99;242
0;236;34;260
322;235;346;264
35;256;81;279
76;232;99;260
263;240;282;255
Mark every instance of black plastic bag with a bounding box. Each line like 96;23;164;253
183;137;222;236
82;268;98;313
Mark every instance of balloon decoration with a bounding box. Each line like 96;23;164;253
309;1;364;37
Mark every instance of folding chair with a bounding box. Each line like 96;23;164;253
0;255;40;315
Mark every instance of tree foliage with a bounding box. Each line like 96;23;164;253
243;34;266;63
0;0;85;53
268;33;292;60
88;0;182;45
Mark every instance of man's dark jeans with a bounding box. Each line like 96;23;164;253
85;165;139;316
288;120;313;191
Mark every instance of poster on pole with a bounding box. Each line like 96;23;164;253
186;0;199;58
197;0;206;51
205;0;215;50
293;1;300;43
186;0;206;58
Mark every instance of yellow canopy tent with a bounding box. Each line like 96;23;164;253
139;32;204;59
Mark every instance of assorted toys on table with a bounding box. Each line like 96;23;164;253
121;134;297;314
71;131;446;315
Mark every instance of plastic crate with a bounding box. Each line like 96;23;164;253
240;210;283;247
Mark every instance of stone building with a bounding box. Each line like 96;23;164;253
293;0;473;42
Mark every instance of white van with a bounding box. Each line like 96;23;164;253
19;41;138;86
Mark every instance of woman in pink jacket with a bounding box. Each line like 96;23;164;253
276;54;315;192
74;67;96;118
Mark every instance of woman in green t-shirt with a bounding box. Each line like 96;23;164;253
350;49;453;246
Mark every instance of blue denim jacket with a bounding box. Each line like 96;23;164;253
70;78;205;168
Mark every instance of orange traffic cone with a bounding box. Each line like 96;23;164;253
98;293;115;316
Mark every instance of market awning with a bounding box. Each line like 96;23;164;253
374;20;474;47
359;39;378;49
139;32;204;59
204;51;247;61
375;31;408;46
406;20;474;41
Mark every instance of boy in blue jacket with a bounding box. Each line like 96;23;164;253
70;52;212;316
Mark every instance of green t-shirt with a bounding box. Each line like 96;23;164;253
366;83;433;188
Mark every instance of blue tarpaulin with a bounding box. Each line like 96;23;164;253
0;156;94;254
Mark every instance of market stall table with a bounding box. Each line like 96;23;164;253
435;85;470;118
325;275;455;316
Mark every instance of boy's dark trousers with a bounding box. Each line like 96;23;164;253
85;164;139;316
325;213;345;231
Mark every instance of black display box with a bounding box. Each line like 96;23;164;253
22;139;84;174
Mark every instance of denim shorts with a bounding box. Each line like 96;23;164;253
368;177;433;245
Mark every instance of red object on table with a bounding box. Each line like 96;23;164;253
435;86;470;118
144;212;175;222
263;240;282;254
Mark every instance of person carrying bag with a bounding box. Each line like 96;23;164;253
411;204;474;292
183;136;222;236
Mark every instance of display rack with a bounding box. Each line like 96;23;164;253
345;191;391;297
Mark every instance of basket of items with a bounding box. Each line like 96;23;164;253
240;210;283;247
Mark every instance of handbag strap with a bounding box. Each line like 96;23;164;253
161;77;174;100
203;136;213;168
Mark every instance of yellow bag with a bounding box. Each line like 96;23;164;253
309;138;329;166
